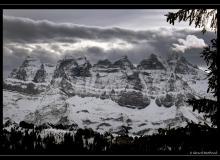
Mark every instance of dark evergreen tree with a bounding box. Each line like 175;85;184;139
166;9;217;33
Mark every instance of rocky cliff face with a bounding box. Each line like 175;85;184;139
138;54;166;70
3;53;212;136
112;56;135;70
53;56;92;79
167;53;198;75
94;59;113;68
33;64;47;83
9;56;41;81
4;56;55;95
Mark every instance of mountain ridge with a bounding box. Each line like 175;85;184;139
3;53;212;136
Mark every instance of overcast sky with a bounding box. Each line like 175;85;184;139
3;9;216;79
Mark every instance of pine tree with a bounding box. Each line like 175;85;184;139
166;9;219;128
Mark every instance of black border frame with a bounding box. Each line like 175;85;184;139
0;4;219;158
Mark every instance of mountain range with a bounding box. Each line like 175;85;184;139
3;53;212;136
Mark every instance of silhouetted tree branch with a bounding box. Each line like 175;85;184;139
166;9;217;33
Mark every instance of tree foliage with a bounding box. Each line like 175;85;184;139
0;125;219;155
201;39;217;96
166;9;217;33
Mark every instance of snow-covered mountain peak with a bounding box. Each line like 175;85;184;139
149;53;158;59
138;53;166;70
20;56;41;69
166;53;200;75
63;55;88;64
75;56;88;64
121;55;129;60
94;59;112;68
113;55;134;70
8;56;41;81
24;55;40;61
53;55;92;80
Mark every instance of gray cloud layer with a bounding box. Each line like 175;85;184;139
4;9;191;30
3;15;216;79
4;15;150;44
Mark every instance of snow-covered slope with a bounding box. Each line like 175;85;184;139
3;53;213;136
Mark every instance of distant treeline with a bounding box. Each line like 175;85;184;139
0;121;219;155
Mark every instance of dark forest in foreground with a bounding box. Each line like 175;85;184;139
0;121;219;155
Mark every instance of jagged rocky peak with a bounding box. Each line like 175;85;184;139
9;67;27;81
8;56;41;81
138;53;165;70
75;56;90;66
63;55;91;66
62;55;92;68
94;59;112;68
178;56;199;69
167;53;190;66
113;55;135;69
21;56;41;67
58;55;78;68
53;55;92;79
167;53;198;74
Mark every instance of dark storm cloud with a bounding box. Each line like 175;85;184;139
4;15;215;45
86;47;104;56
4;16;93;43
3;16;149;44
4;16;188;45
3;9;185;30
3;15;216;79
